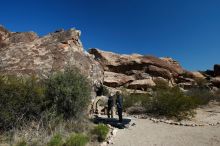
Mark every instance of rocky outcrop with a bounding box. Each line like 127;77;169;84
191;71;206;79
89;48;187;90
1;25;219;94
0;26;103;89
128;79;156;90
214;64;220;76
104;71;135;87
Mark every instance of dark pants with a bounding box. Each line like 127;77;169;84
107;107;113;118
117;108;123;123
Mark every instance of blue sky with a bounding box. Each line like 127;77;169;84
0;0;220;71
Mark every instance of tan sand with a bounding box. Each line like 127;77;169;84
111;103;220;146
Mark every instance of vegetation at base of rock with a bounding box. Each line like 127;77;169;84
65;133;89;146
186;88;214;105
45;67;91;119
123;92;151;112
0;75;45;130
124;80;219;120
149;86;196;120
15;140;27;146
92;124;109;142
0;68;91;132
47;134;63;146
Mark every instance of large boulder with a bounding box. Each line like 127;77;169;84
104;71;135;87
88;48;188;90
0;26;103;87
128;79;156;90
191;71;206;79
89;48;185;76
214;64;220;76
146;65;172;80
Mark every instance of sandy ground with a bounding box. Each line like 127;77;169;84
111;103;220;146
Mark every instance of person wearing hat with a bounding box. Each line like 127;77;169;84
116;91;123;123
107;92;114;118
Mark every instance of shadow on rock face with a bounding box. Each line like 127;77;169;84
93;115;131;129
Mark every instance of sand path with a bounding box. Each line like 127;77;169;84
111;103;220;146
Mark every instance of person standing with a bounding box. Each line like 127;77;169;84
107;92;114;118
116;91;123;123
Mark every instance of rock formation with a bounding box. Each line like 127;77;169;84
88;48;220;91
89;48;187;90
214;64;220;77
0;25;219;94
0;25;104;91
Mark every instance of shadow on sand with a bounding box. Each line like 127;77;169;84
93;115;131;129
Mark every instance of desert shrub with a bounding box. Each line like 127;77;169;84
187;88;214;105
150;87;196;120
153;78;171;91
92;124;109;142
195;78;208;89
47;134;63;146
123;93;151;110
213;89;220;102
65;133;89;146
45;67;91;119
15;139;27;146
0;75;45;130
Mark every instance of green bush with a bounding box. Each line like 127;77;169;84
123;93;150;110
92;124;109;142
153;78;171;91
15;139;27;146
45;68;91;119
149;86;196;120
47;134;63;146
187;88;214;105
213;89;220;102
65;133;89;146
0;75;45;130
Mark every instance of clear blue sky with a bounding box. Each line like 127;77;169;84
1;0;220;71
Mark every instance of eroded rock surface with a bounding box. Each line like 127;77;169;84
89;48;186;90
0;26;103;88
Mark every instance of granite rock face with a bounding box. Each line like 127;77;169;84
0;26;103;88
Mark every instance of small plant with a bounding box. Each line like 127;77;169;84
92;124;109;142
47;134;63;146
15;139;27;146
65;133;89;146
213;89;220;102
123;93;150;111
